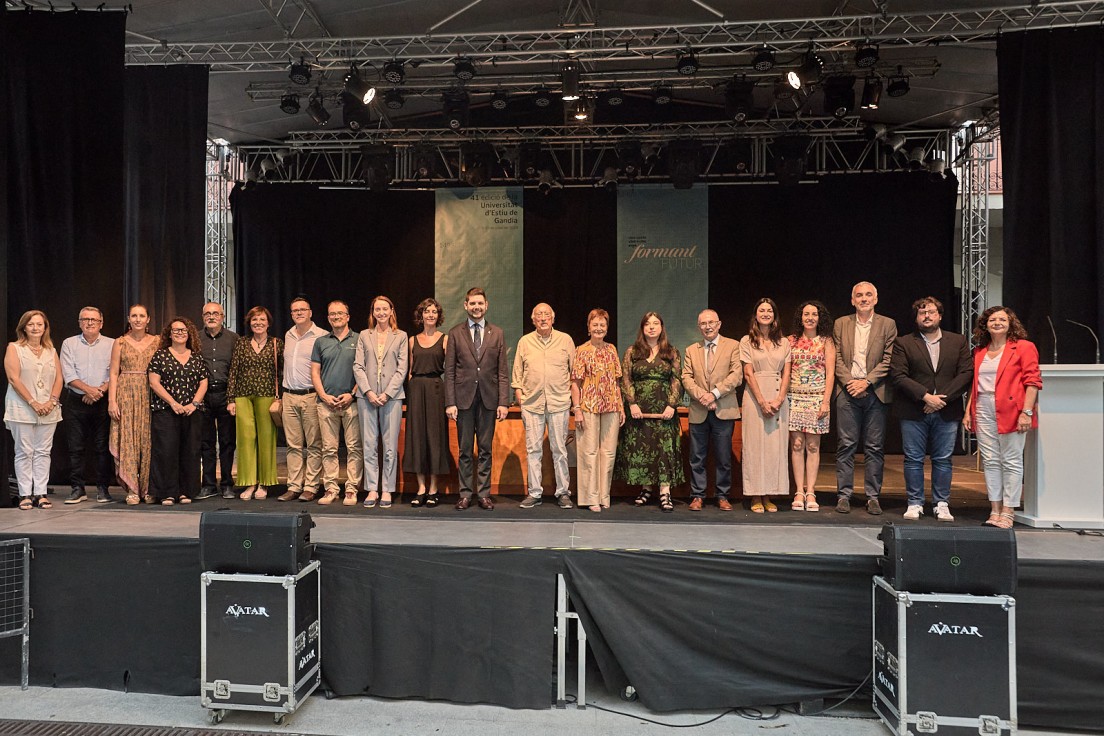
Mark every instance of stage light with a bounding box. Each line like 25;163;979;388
865;123;888;141
561;60;581;101
601;88;624;106
361;144;393;192
751;47;775;72
929;158;947;176
259;157;278;179
724;76;756;123
907;146;927;170
382;60;405;84
289;57;311;85
728;137;753;174
344;66;376;105
654;86;673;105
786;69;802;91
666;139;702;190
537;168;559;194
597;165;619;191
676;51;699;75
383;89;404;110
774;78;796;101
518;142;543;180
460;143;494;187
342;92;373;130
860;76;883;110
887;66;910;97
855;41;880;68
788;51;823;90
490;91;509;110
573;98;589;121
616;141;643;179
280;94;300;115
772;134;811;186
822;75;856;119
413;145;438;179
885;133;907;153
307;91;329;126
453;58;476;81
443;88;470;130
534;88;554;108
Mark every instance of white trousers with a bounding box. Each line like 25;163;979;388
575;411;619;508
521;408;571;497
8;421;58;497
974;394;1026;506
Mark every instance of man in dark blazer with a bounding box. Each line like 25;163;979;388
890;296;973;522
833;281;897;515
445;287;509;510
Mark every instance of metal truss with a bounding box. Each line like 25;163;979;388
233;119;954;185
257;0;332;39
205;140;239;314
124;2;1104;71
958;123;996;337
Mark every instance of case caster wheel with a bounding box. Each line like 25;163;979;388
274;713;285;725
206;709;225;725
620;685;638;702
323;688;336;700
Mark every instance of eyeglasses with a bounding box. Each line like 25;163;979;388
79;318;102;323
170;328;189;334
698;320;719;327
202;311;222;317
917;309;940;316
328;311;348;317
291;308;310;314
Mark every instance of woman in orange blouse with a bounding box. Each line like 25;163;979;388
571;309;625;512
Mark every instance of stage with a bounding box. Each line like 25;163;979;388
1;456;1103;733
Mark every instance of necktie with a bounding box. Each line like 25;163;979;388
704;342;713;376
473;323;482;354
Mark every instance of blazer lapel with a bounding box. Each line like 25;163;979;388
995;341;1016;385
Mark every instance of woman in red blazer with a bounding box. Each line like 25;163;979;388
963;306;1042;529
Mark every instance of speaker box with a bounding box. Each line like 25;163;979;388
878;524;1017;595
200;510;314;575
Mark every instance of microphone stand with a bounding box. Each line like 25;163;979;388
1046;316;1058;364
1067;320;1102;364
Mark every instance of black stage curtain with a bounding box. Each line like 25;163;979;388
1;7;11;495
314;544;559;708
0;534;200;694
998;28;1104;363
124;66;210;325
230;185;435;332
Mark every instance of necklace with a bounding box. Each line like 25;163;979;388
27;343;44;357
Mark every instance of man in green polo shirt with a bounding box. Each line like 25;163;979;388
310;300;363;505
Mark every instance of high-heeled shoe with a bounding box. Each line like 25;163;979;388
425;493;439;508
791;492;805;511
254;486;267;500
804;492;819;512
240;485;256;501
411;492;426;507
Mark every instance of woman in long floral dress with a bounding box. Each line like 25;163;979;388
108;304;159;505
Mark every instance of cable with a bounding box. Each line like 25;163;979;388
1052;524;1104;537
778;669;877;718
567;694;740;728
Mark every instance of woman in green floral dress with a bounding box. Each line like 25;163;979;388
615;311;685;512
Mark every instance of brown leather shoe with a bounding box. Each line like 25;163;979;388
455;496;472;510
317;490;339;505
277;490;300;502
688;497;703;511
717;497;733;511
299;489;317;502
477;496;495;510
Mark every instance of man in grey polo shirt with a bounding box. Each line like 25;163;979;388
279;296;326;502
59;306;114;503
311;300;362;505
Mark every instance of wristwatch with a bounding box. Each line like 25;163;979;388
1021;408;1034;417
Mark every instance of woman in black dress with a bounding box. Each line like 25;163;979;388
148;317;209;505
403;298;450;506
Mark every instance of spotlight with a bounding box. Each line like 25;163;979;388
518;142;543;180
382;60;405;84
453;58;476;81
561;60;581;101
676;50;699;75
798;52;823;87
654;86;673;105
772;134;811;186
616;141;643;179
289;57;311;85
413;145;438;179
822;75;856;119
259;157;278;179
573;98;589;121
907;146;927;170
666;139;702;190
443;88;470;130
342;92;373;130
597;165;620;191
724;76;756;123
885;134;907;153
773;78;796;101
344;66;376;105
751;46;775;72
887;66;910;97
490;91;509;110
361;144;393;192
854;41;880;68
460;143;494;187
383;89;404;110
307;91;329;126
601;88;624;106
864;123;888;141
728;138;753;174
534;88;554;108
537;168;559;194
279;94;300;115
860;76;883;110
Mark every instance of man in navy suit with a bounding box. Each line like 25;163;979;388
445;288;509;510
890;296;973;521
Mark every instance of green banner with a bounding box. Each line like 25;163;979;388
435;187;525;360
616;184;709;360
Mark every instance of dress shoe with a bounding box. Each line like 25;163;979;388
455;496;472;510
220;486;237;500
195;486;218;501
277;489;300;502
688;498;703;511
866;497;883;515
65;489;87;505
717;498;733;511
836;497;851;514
299;489;318;502
477;496;494;510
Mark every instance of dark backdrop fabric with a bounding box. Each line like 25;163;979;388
230;185;435;333
314;544;559;708
998;28;1104;364
1;7;11;497
124;66;210;325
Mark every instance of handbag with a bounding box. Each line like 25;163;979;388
268;340;283;427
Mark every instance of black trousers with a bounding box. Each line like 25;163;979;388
201;390;235;489
150;409;202;501
456;401;496;498
64;392;112;491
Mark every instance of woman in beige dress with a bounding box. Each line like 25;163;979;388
739;298;792;512
108;304;159;505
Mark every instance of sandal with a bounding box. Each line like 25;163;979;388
379;492;393;509
34;496;52;509
411;492;426;507
125;494;140;506
425;494;439;508
254;486;267;500
589;505;602;513
178;496;192;504
995;511;1016;529
983;512;1002;527
750;501;765;514
659;493;673;513
805;492;820;512
143;494;155;504
363;491;378;508
633;488;653;506
764;499;778;513
792;493;805;511
239;486;256;501
18;497;33;511
161;498;174;506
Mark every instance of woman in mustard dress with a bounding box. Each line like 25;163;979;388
108;304;159;505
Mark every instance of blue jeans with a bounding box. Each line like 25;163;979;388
900;413;959;506
835;390;887;499
688;412;734;499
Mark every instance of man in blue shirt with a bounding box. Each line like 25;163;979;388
59;307;114;503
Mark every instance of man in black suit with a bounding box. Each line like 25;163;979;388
444;288;509;510
890;296;973;522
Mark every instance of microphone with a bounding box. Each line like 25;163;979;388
1046;316;1058;364
1066;320;1101;364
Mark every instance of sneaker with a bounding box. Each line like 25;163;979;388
64;489;87;505
195;486;218;500
519;495;542;509
835;497;851;514
220;486;237;500
866;498;882;515
934;502;954;522
95;490;114;504
556;495;574;509
903;505;924;520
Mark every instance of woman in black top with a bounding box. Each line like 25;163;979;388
148;318;209;505
403;298;450;506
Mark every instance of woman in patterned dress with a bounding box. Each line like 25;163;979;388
571;309;625;513
615;311;684;513
402;298;450;507
108;304;159;505
227;306;284;500
787;300;835;512
739;298;792;513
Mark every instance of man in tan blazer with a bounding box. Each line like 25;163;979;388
682;309;744;510
833;281;897;515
